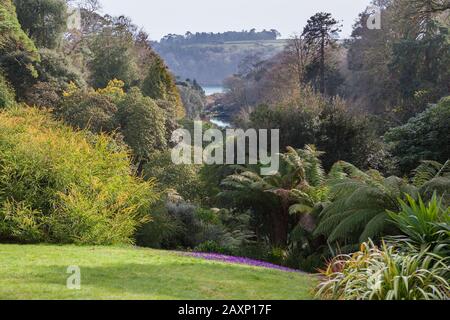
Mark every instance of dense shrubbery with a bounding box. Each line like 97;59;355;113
177;79;206;119
316;194;450;300
385;97;450;174
241;91;381;170
218;143;449;274
136;191;253;252
0;107;158;244
117;88;167;161
143;151;204;201
316;241;449;300
58;86;118;133
0;0;449;301
0;0;39;99
57;81;169;168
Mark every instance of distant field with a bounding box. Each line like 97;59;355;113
0;245;316;300
180;39;288;50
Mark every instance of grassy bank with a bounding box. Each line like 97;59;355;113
0;245;316;300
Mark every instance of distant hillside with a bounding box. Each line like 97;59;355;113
153;38;288;86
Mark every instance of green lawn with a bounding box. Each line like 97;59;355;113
0;244;316;300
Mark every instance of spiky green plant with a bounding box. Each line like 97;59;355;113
316;240;450;300
388;193;449;256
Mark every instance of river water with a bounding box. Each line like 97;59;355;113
202;86;225;96
210;118;231;128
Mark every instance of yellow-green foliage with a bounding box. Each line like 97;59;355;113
96;79;126;102
0;0;37;55
0;107;158;244
0;72;15;108
316;241;450;300
142;57;185;118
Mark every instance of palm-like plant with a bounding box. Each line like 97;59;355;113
220;145;327;245
315;161;417;251
315;160;450;252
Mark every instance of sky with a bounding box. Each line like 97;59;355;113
98;0;373;41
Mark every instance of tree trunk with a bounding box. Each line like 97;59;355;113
270;208;289;246
320;34;325;94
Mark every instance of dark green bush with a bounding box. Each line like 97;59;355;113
385;97;450;174
58;88;118;133
0;107;158;244
142;150;204;202
194;240;234;255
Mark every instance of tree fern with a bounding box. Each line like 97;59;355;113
316;160;448;249
328;208;383;243
413;160;450;187
220;145;328;245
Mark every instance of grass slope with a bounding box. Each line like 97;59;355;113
0;245;316;300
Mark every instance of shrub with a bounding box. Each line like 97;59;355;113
385;97;450;174
142;150;204;202
135;198;181;249
137;190;254;251
194;240;234;255
0;0;40;100
117;88;167;161
0;107;158;244
24;81;62;109
34;49;85;87
58;88;118;134
316;241;450;300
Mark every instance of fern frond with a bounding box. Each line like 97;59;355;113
413;160;449;187
289;203;313;215
359;212;389;242
328;208;383;243
315;208;360;236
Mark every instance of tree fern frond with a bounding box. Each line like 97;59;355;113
328;161;369;181
413;160;449;187
328;180;366;199
240;171;263;182
315;208;361;236
420;177;450;205
328;208;384;243
359;212;389;242
343;186;394;211
289;203;313;215
319;197;350;219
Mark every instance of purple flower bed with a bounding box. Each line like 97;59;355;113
185;252;303;273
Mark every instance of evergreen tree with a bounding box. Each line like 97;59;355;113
0;0;39;99
302;12;341;94
141;57;185;118
14;0;68;49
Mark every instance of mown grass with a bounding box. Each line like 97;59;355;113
0;244;316;300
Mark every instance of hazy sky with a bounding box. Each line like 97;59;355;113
98;0;372;41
